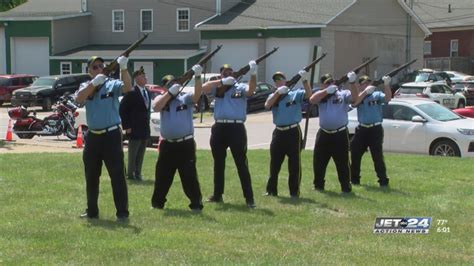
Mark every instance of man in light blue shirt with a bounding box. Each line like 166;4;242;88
202;61;258;208
309;72;359;193
150;65;204;211
75;55;132;221
350;75;392;187
263;70;312;198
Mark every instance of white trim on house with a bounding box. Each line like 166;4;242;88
50;50;207;61
324;0;357;25
0;13;91;21
140;9;153;33
112;9;125;33
60;61;72;75
176;8;190;32
397;0;431;36
194;14;218;29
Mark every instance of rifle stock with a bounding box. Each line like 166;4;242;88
216;47;279;97
371;59;417;86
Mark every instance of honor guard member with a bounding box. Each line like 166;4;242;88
119;66;151;181
263;70;312;198
308;72;359;193
350;75;392;187
75;55;132;221
150;65;204;211
201;61;258;208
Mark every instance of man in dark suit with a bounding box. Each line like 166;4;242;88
120;66;151;181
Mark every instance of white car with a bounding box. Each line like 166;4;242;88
181;73;221;110
348;98;474;157
445;70;470;83
396;82;466;109
75;96;161;146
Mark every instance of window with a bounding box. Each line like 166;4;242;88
141;9;153;32
424;41;431;55
392;105;419;121
177;8;190;32
60;62;72;75
113;9;125;32
82;63;88;73
450;39;458;57
11;78;20;86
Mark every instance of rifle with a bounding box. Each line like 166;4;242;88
352;59;417;107
216;47;279;97
173;45;223;86
272;53;327;107
371;59;417;86
320;57;378;102
102;34;149;77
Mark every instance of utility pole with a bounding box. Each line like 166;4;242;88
405;0;413;63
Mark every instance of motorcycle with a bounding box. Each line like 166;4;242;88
8;95;79;140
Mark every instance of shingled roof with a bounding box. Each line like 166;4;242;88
0;0;87;20
196;0;355;30
412;0;474;29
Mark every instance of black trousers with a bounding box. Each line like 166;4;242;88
83;128;129;218
313;128;352;192
350;125;388;184
210;123;254;202
266;126;302;196
151;139;203;210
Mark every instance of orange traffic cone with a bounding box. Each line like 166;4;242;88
74;125;84;148
5;119;13;141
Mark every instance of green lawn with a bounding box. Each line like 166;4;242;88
0;151;472;264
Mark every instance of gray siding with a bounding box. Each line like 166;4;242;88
52;16;90;55
87;0;217;45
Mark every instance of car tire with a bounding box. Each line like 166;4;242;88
430;139;461;157
457;100;465;109
42;97;52;111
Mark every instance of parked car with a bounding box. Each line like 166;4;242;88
11;73;90;111
75;96;161;147
0;74;37;106
452;80;474;106
146;84;166;99
445;71;470;83
395;82;466;109
453;106;474;118
209;82;276;113
391;68;452;93
347;98;474;157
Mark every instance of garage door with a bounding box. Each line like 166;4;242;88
134;62;154;85
0;28;5;74
210;39;258;81
265;38;318;87
11;37;49;76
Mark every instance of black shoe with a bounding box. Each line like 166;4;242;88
246;200;256;209
379;178;389;187
152;204;164;209
351;179;361;185
341;187;352;193
313;186;324;191
79;211;98;219
263;191;277;197
116;216;129;223
206;195;223;203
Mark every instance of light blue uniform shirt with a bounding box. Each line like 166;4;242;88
160;92;194;139
212;83;248;121
357;91;385;124
270;89;305;126
78;79;123;130
318;89;352;130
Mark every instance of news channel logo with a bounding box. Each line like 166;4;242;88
373;217;432;234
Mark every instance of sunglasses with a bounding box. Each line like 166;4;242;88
92;64;105;70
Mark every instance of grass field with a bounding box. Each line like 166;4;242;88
0;150;473;264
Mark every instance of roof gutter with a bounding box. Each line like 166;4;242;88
194;0;220;30
397;0;431;36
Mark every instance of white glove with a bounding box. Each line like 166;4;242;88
249;60;258;75
117;56;128;70
382;75;391;86
168;84;181;96
91;74;107;87
364;85;376;95
326;85;337;94
221;76;236;86
298;70;309;82
276;86;289;95
347;71;357;83
192;64;202;77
